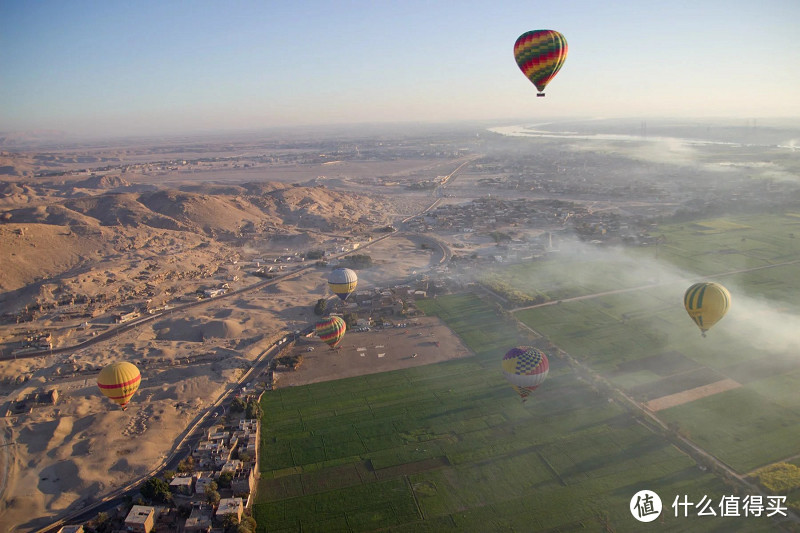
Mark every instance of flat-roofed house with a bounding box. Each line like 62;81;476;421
124;505;155;533
195;471;216;496
169;475;194;496
231;468;255;496
184;504;213;533
215;497;243;523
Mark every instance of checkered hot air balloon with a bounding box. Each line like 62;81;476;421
97;361;141;410
315;316;347;349
684;282;731;337
328;268;358;302
501;346;549;401
514;29;568;97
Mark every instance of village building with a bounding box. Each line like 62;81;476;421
220;458;243;474
124;505;155;533
114;310;141;323
231;468;256;496
215;498;244;523
202;288;226;298
184;504;213;533
169;475;194;496
194;471;216;496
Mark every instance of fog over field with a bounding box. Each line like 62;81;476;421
521;235;800;356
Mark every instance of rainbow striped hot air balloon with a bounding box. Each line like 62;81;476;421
684;282;731;337
514;29;568;97
328;268;358;301
97;361;141;410
315;316;347;349
502;346;549;402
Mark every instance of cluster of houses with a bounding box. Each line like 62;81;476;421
405;197;656;253
55;418;261;533
336;283;429;318
5;387;59;415
188;418;260;499
10;330;52;354
410;197;586;234
168;418;260;532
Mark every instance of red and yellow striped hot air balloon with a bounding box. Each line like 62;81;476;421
97;361;141;410
315;316;347;349
514;29;568;97
501;346;549;402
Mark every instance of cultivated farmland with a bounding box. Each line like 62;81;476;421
254;212;799;531
256;297;783;531
514;212;800;476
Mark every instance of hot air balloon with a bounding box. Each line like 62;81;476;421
684;282;731;337
501;346;549;401
328;267;358;302
514;30;568;97
315;316;347;349
97;361;141;410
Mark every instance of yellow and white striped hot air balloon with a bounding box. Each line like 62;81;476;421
328;267;358;302
97;361;141;410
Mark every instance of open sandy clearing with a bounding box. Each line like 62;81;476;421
273;316;472;387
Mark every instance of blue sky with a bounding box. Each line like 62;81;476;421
1;0;799;137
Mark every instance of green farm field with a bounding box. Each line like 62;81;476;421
254;212;798;531
255;288;788;532
645;213;800;290
513;212;800;474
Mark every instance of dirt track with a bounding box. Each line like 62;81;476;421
644;378;741;412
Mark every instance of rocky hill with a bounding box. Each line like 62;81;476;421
0;180;390;292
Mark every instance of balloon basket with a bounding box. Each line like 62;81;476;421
536;93;545;97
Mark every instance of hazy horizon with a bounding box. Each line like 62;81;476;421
2;0;799;139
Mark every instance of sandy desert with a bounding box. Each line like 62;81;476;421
0;144;473;531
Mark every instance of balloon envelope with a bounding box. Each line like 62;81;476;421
315;316;347;348
97;361;141;409
684;282;731;336
501;346;549;400
514;30;568;95
328;268;358;301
